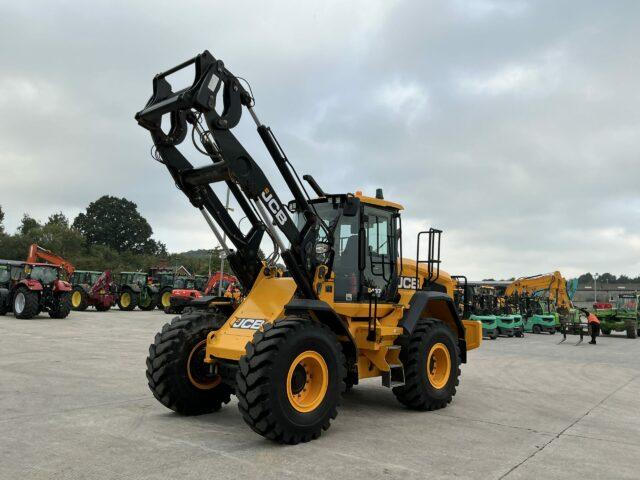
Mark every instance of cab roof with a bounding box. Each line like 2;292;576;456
354;192;403;211
0;260;60;268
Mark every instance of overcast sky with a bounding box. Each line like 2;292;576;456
1;0;639;279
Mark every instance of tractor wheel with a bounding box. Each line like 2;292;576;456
549;328;556;335
0;302;7;316
515;330;523;338
138;292;156;311
393;318;460;411
490;330;498;340
157;289;173;310
532;325;542;334
236;318;346;444
626;324;637;339
71;287;88;311
13;288;40;319
95;303;111;312
146;311;231;415
49;293;71;319
117;291;137;311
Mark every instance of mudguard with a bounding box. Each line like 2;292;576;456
401;291;469;363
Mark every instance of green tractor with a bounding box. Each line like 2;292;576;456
153;270;191;310
596;293;639;339
116;272;158;311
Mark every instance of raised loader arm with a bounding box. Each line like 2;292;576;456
135;51;327;298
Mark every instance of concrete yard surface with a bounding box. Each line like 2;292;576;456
1;310;639;480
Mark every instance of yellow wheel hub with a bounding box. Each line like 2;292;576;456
71;291;82;308
286;351;328;413
187;340;221;390
121;293;131;308
427;342;451;389
162;291;172;307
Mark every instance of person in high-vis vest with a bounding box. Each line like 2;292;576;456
588;312;601;344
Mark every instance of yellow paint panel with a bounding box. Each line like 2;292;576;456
463;319;482;350
206;274;297;362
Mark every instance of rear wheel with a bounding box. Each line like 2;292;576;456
393;318;460;411
157;289;173;310
117;290;137;311
49;293;71;319
71;287;88;311
13;288;40;319
626;323;637;339
532;324;542;334
146;312;231;415
236;318;346;444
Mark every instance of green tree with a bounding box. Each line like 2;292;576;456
18;214;41;235
73;196;164;255
46;212;69;228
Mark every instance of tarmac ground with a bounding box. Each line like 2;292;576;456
1;309;639;479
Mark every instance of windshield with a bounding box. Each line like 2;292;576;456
89;273;101;284
617;296;637;311
133;273;147;284
29;266;59;284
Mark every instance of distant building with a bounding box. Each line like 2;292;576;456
572;282;640;308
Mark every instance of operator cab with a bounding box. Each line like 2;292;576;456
292;191;402;305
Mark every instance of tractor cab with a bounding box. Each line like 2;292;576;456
616;293;638;313
70;270;101;286
25;263;62;285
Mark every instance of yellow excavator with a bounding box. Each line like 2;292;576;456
135;50;481;444
505;271;573;314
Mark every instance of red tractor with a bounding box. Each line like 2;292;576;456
164;272;238;314
0;259;72;319
69;270;116;311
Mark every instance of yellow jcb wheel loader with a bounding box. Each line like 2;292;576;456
136;50;482;444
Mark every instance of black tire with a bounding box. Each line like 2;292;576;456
515;331;523;338
626;324;637;339
164;306;180;315
601;328;611;335
49;292;71;319
138;290;157;311
95;303;111;312
13;288;40;319
532;324;542;334
71;287;88;311
117;290;137;311
490;330;498;340
392;318;461;411
236;318;346;444
146;312;231;415
549;328;556;335
157;288;173;310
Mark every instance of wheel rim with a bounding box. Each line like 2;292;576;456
187;340;221;390
162;292;171;307
14;292;25;314
286;351;329;413
427;342;451;389
121;292;131;307
71;291;82;308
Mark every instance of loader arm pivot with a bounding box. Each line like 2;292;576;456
135;51;325;298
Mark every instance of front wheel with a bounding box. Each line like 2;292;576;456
157;289;173;310
146;312;231;415
236;318;346;444
626;325;637;339
532;325;542;334
138;291;156;311
13;288;40;319
393;318;461;411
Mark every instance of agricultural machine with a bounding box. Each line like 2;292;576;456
0;259;71;319
468;285;500;339
115;272;158;311
69;270;116;311
135;50;481;443
152;268;191;310
165;272;238;314
594;293;639;338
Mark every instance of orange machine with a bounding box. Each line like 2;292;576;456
26;244;75;278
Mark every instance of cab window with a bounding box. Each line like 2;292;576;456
363;206;397;302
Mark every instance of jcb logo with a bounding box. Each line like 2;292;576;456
231;318;265;330
398;276;419;290
261;189;287;226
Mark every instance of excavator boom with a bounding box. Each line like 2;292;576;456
26;244;75;277
505;271;572;311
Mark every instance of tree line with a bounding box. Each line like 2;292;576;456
0;196;223;276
